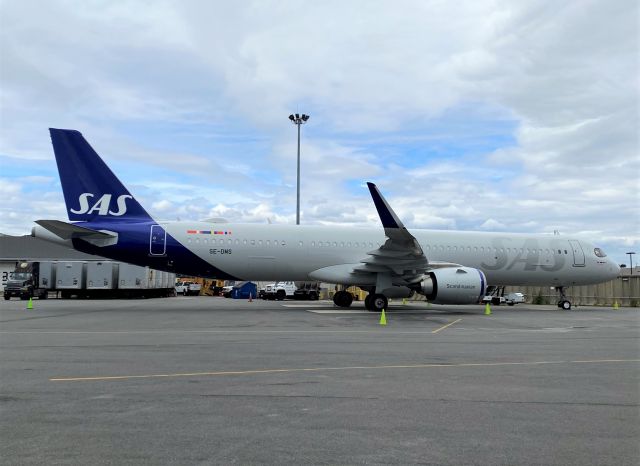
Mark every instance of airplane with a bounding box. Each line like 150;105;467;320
33;128;620;311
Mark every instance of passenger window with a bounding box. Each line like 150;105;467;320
258;240;262;246
347;242;351;247
311;241;315;247
266;240;270;246
333;242;337;247
564;250;568;254
281;241;286;246
251;240;255;246
299;241;303;247
243;239;247;245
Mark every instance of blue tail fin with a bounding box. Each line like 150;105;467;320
49;128;152;222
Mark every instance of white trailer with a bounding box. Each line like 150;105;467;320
56;262;86;288
118;264;149;290
38;261;56;290
86;261;118;290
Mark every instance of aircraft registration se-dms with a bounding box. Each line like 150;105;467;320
33;129;619;311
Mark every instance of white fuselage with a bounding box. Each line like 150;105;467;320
161;222;619;287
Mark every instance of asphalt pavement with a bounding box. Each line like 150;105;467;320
1;297;638;465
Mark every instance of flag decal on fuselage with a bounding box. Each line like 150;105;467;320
186;230;232;235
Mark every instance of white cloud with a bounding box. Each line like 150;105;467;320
0;0;637;262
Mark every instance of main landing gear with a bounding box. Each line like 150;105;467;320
556;286;572;310
333;290;353;308
364;293;388;312
333;289;388;312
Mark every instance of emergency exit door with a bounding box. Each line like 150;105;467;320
150;225;166;256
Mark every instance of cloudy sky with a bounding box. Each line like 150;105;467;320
0;0;638;264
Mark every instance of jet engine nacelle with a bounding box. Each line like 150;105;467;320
419;267;487;305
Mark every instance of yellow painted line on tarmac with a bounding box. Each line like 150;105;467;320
49;358;640;383
431;318;462;334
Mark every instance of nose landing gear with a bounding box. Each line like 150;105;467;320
556;286;572;310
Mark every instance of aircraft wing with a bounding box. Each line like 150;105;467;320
349;183;427;284
309;183;461;285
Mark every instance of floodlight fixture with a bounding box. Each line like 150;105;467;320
288;112;310;225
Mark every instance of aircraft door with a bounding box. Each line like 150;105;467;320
150;225;167;256
568;240;585;267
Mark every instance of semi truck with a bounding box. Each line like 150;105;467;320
3;262;53;300
262;281;297;300
3;261;176;300
293;282;321;300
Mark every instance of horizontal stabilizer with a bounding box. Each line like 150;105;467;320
34;220;118;246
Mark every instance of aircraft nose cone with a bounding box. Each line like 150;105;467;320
611;261;621;278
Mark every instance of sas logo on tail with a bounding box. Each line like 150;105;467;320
70;193;132;216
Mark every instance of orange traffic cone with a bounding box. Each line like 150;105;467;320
248;292;253;302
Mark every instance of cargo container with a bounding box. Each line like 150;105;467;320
118;264;149;290
86;261;117;290
56;262;86;289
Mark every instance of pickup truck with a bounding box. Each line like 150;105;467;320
222;285;234;298
482;292;525;306
175;281;202;296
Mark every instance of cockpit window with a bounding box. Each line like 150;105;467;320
594;248;607;258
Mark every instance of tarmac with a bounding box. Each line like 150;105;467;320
1;297;638;465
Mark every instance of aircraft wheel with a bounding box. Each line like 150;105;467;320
561;300;572;310
364;294;372;310
276;290;286;301
333;291;353;308
309;292;318;301
367;294;388;312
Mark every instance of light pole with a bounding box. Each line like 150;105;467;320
288;113;309;225
627;252;636;275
